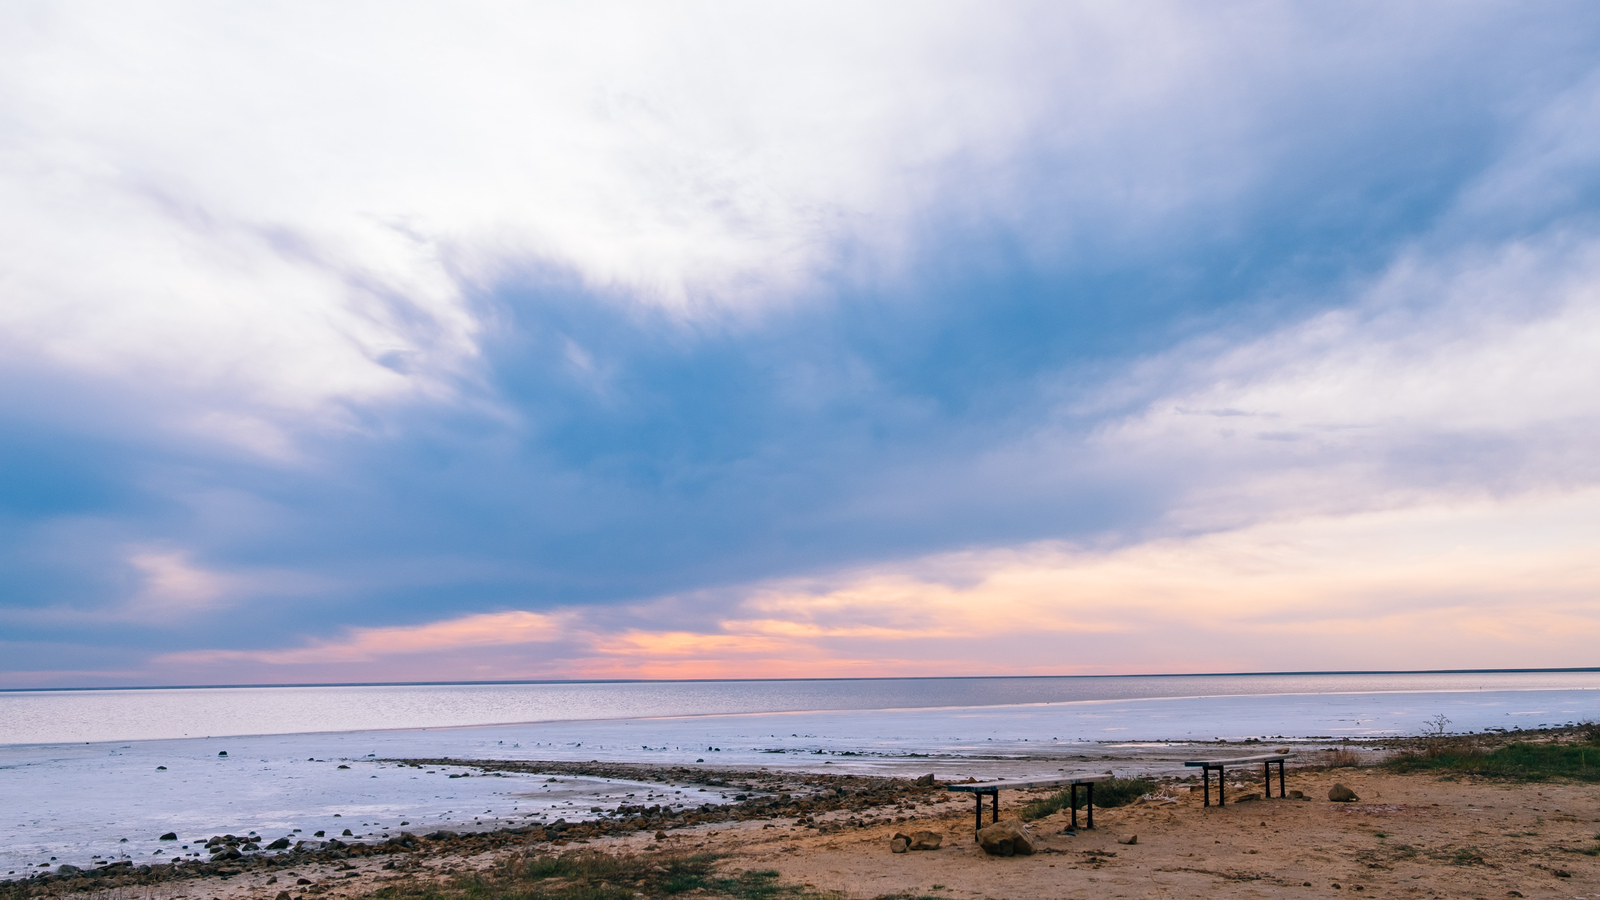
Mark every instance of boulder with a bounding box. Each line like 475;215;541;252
56;865;82;876
1234;792;1262;803
1328;783;1359;803
266;837;291;850
909;830;942;851
1117;834;1138;845
915;774;936;786
976;819;1034;857
276;892;292;900
159;832;178;841
1289;790;1306;800
889;835;909;853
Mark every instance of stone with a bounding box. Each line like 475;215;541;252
266;837;291;850
56;865;82;876
209;847;242;862
276;892;292;900
1328;783;1359;803
1117;834;1138;845
909;830;942;851
976;819;1034;857
159;832;178;841
654;830;667;841
341;829;353;836
217;751;227;757
1234;792;1262;802
297;878;314;885
1289;790;1305;800
915;774;936;786
890;836;909;853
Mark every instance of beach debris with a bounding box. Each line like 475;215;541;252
1117;834;1138;845
159;832;178;841
976;819;1034;857
1328;784;1359;803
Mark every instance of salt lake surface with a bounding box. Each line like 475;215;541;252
2;672;1597;876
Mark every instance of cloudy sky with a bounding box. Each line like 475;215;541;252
4;1;1600;688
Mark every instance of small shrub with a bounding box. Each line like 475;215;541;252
1018;778;1155;821
1324;748;1362;768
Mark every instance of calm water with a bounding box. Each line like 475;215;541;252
4;671;1599;745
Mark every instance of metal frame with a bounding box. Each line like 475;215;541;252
947;774;1110;837
1183;753;1295;807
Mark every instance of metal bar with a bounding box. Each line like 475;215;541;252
991;789;999;824
1069;783;1078;830
1279;759;1286;798
974;793;981;832
1219;766;1226;807
1264;760;1270;797
1086;780;1095;829
1202;765;1210;807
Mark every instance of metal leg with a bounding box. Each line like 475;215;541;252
1219;766;1226;807
1086;781;1094;830
974;794;982;833
991;790;999;824
1202;766;1210;807
1264;761;1270;796
1069;784;1078;830
1279;760;1286;798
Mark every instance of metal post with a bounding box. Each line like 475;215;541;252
974;794;981;833
1219;766;1226;807
1279;759;1286;798
991;790;999;824
1086;781;1095;830
1202;766;1210;807
1069;783;1078;830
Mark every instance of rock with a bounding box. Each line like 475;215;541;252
654;830;668;841
1328;783;1359;803
1554;870;1572;878
890;835;909;853
297;877;313;885
159;832;178;841
424;830;455;840
156;766;166;770
56;865;82;876
218;751;227;757
976;819;1034;857
266;876;277;884
266;837;291;850
915;774;936;786
1117;834;1138;845
276;892;292;900
909;830;942;851
341;829;353;836
1234;792;1262;802
1289;790;1305;800
210;847;242;862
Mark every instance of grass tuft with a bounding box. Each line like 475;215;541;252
367;851;832;900
1018;778;1155;822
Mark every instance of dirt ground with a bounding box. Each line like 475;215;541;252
21;767;1600;900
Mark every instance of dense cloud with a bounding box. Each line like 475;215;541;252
4;2;1600;685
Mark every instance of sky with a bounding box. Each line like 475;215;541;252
4;1;1600;688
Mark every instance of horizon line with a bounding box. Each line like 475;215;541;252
4;666;1598;693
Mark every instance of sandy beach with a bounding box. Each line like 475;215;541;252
8;738;1597;900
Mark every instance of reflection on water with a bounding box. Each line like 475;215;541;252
4;670;1600;745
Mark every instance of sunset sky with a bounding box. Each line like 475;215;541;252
5;2;1600;688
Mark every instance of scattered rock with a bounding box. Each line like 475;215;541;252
337;764;350;769
1234;792;1262;803
976;819;1034;857
889;835;909;853
909;830;942;851
156;766;167;770
1328;784;1359;803
1289;790;1305;800
276;892;292;900
297;878;314;885
915;774;936;786
266;876;277;884
56;865;82;876
654;830;667;841
1117;834;1138;845
159;832;178;841
266;837;291;850
342;829;353;836
423;831;455;840
1554;870;1571;879
217;751;227;757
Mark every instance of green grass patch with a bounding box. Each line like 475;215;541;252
1018;778;1155;822
1385;741;1600;782
366;851;834;900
